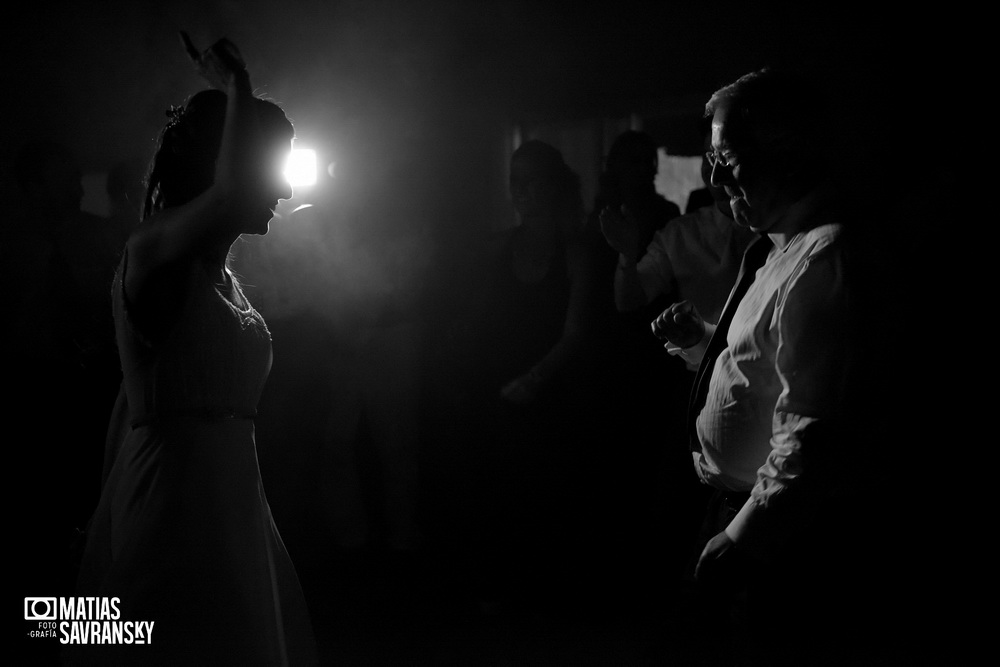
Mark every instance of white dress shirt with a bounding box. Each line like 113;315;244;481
694;211;852;562
633;204;755;325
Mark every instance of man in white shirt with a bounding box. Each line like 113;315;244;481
653;68;865;665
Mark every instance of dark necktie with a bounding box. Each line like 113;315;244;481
687;234;773;452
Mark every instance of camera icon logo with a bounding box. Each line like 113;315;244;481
25;598;58;621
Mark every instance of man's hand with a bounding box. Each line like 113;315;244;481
599;205;640;261
651;301;706;349
695;531;750;592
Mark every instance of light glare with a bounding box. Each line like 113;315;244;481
284;149;317;187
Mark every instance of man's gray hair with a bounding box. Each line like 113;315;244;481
705;68;830;182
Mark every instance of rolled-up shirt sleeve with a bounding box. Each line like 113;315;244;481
724;240;852;563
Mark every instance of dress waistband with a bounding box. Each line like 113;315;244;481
130;407;257;429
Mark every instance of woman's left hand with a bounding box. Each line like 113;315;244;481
180;31;248;90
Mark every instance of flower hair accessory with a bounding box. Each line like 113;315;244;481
165;104;186;129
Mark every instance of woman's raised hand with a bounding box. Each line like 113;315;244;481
180;31;248;90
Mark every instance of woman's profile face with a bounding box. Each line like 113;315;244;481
509;156;554;219
244;133;293;235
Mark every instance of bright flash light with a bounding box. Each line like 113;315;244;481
284;149;316;187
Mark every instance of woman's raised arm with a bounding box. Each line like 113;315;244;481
125;34;265;307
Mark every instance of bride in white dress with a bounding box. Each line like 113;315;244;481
70;34;317;666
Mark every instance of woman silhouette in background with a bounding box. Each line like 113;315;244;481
70;35;316;666
433;139;603;620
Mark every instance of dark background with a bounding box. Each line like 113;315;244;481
3;1;958;206
7;1;962;665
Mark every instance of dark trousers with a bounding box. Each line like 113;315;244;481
664;487;898;666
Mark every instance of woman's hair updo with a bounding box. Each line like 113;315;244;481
142;89;293;221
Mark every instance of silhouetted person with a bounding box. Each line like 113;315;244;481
590;130;680;261
68;35;316;666
427;140;604;621
586;130;683;397
315;209;428;556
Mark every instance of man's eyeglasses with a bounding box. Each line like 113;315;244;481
704;151;738;169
